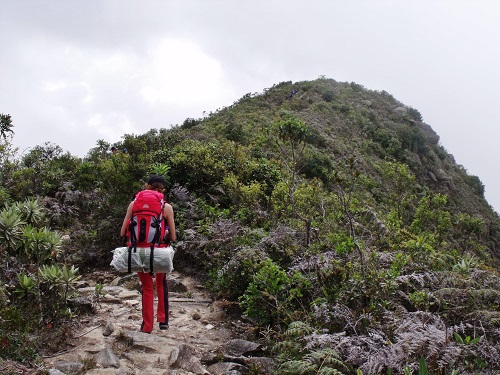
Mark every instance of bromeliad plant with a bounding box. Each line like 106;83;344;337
39;264;81;302
0;205;25;254
22;225;61;265
39;264;81;320
14;271;37;300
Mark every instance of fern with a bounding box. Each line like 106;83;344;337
278;360;316;374
304;348;350;373
318;368;346;375
273;339;302;359
278;348;350;375
276;321;351;375
285;320;314;338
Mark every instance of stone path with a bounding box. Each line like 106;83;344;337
43;271;274;375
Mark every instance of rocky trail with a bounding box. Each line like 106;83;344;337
41;270;275;375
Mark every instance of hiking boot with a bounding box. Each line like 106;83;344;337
159;322;169;330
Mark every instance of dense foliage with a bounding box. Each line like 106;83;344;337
1;77;499;373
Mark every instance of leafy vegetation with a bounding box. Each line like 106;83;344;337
1;77;500;373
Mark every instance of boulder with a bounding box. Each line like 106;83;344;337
94;346;120;368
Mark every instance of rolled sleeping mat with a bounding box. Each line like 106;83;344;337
110;246;174;273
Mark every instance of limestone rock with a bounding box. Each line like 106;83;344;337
102;321;114;336
208;361;247;374
53;360;84;375
94;346;120;368
427;170;438;183
224;339;262;357
169;344;209;374
67;296;94;314
118;289;139;300
243;356;276;373
48;369;67;375
169;278;188;293
110;273;136;286
415;121;440;145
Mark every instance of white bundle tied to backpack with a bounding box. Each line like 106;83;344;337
110;246;174;273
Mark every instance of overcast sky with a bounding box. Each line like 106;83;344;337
1;1;499;212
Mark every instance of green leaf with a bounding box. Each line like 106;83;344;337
418;356;429;375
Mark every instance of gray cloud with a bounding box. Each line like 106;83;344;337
1;0;499;212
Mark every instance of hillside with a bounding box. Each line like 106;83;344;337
1;77;500;374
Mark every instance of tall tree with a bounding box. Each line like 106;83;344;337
0;114;14;139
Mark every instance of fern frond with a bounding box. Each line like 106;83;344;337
304;348;350;374
273;340;302;358
285;320;314;338
317;367;346;375
278;360;316;374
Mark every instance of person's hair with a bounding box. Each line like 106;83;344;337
148;182;164;192
146;175;166;192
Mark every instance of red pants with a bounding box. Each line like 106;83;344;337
137;272;169;333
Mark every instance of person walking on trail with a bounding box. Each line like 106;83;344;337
120;175;176;333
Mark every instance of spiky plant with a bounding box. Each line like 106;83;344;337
0;205;25;253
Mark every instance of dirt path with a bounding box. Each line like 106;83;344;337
42;270;269;374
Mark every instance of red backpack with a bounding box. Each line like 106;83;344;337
128;190;166;249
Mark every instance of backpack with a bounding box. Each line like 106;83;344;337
127;190;165;272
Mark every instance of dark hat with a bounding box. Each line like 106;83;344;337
147;175;166;186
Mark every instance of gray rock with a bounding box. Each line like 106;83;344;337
243;356;276;373
94;346;120;368
427;170;438;183
53;361;84;375
99;296;122;304
415;121;440;145
169;344;195;367
208;362;247;374
169;344;209;374
169;278;188;293
48;369;67;375
224;339;262;357
102;321;114;336
124;329;169;344
110;273;136;286
67;296;94;314
118;289;139;300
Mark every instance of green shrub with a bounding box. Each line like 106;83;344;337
181;117;200;129
322;90;334;102
239;258;311;326
212;247;268;299
466;175;485;197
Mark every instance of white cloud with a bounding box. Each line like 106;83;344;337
1;0;500;211
139;39;233;108
88;112;137;140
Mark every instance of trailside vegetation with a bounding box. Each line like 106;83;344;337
1;77;499;373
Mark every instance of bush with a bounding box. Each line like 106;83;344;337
181;117;200;129
239;258;291;325
322;90;334;102
466;175;485;197
212;247;268;299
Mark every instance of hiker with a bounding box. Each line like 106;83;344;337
120;175;176;333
